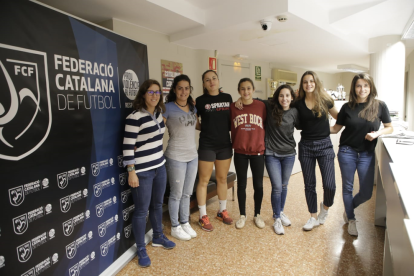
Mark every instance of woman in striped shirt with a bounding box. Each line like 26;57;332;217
122;79;175;268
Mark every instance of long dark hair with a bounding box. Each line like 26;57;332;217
270;84;296;126
165;74;195;112
132;79;165;113
201;70;222;95
297;71;333;119
348;73;379;122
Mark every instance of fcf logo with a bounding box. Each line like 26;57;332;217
66;242;77;259
100;243;108;256
60;196;71;213
91;162;100;176
98;223;106;237
0;44;51;161
16;241;32;262
57;172;68;189
69;264;80;276
13;213;28;234
63;219;74;236
9;186;24;206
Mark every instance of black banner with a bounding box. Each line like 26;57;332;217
0;0;148;275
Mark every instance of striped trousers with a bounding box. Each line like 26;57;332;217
298;137;336;214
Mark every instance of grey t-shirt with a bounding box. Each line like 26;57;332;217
264;100;300;155
163;102;198;162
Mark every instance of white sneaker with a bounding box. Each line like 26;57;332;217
171;225;191;241
343;211;349;224
273;218;285;235
348;220;358;236
181;222;197;238
303;217;320;231
280;212;291;226
236;215;246;229
254;214;265;229
318;202;329;224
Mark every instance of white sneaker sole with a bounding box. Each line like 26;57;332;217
171;233;191;241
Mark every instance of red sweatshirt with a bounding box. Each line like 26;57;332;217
230;100;266;155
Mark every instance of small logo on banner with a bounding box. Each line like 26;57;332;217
66;242;77;259
0;255;5;269
0;44;51;161
52;253;59;264
109;158;113;166
91;251;95;260
57;172;68;189
117;155;123;167
63;219;74;236
98;224;106;238
13;214;28;234
119;173;126;185
100;243;108;257
17;241;32;262
49;229;55;239
60;196;71;213
42;178;49;189
93;183;102;197
91;162;100;176
96;204;104;217
81;167;86;175
123;209;129;221
21;268;35;276
9;186;24;206
124;224;132;238
69;263;80;276
123;70;139;100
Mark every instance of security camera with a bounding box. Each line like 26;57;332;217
260;20;272;31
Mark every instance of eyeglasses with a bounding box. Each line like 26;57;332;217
147;90;161;95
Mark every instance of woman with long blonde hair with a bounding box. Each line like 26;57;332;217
295;71;338;231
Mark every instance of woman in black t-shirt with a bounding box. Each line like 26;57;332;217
295;71;339;231
331;73;393;236
195;70;233;231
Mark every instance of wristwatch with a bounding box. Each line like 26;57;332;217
127;166;135;172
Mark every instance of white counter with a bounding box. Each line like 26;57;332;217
375;137;414;275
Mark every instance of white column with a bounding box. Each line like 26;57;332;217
369;35;405;117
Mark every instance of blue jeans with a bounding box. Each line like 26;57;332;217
265;153;295;218
337;146;375;220
131;164;167;248
165;156;198;227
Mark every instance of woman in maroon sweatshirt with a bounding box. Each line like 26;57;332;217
230;78;266;229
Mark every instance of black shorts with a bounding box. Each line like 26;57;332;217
198;147;233;162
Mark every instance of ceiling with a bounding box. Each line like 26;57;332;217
36;0;414;73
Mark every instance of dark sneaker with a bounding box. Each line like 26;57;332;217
216;209;233;225
137;247;151;268
198;215;214;232
152;234;176;249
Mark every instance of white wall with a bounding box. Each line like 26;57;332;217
405;50;414;131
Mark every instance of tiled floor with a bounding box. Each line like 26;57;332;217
117;160;385;275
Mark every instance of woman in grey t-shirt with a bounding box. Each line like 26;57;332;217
163;75;198;241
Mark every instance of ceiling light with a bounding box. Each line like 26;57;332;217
233;54;248;60
337;64;368;73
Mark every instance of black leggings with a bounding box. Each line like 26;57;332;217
234;153;264;216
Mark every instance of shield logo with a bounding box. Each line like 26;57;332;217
63;219;74;236
13;213;28;234
93;183;102;197
21;268;35;276
16;241;32;262
91;162;100;177
60;196;71;213
0;44;52;161
100;243;108;256
119;173;126;185
96;203;104;217
57;172;68;189
69;264;80;276
123;209;129;221
98;223;106;237
121;191;128;203
65;241;77;259
124;226;131;238
117;155;123;167
9;186;24;206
